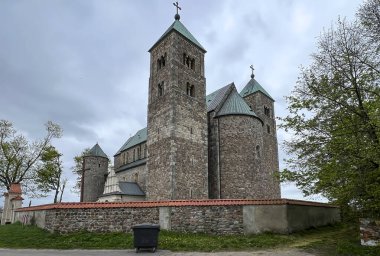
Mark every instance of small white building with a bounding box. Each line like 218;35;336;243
1;183;23;224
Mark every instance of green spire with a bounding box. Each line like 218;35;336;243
240;77;274;101
87;143;108;159
149;19;206;53
216;86;258;118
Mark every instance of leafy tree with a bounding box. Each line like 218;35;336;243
71;148;90;194
358;0;380;48
0;120;62;195
280;14;380;218
35;146;67;203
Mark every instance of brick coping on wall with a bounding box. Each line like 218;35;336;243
16;198;337;212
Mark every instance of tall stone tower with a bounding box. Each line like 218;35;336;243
240;73;281;198
81;143;109;202
146;12;208;200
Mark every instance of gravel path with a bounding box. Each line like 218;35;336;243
0;248;316;256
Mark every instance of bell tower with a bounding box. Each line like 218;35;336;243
146;8;208;200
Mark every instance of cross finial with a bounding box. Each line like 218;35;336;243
250;65;255;79
173;1;181;20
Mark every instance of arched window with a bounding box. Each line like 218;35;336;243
264;106;270;117
186;83;195;97
143;145;147;158
134;173;139;182
158;82;164;97
157;59;161;70
183;53;186;65
267;125;271;134
161;55;165;67
137;147;141;159
133;149;136;161
126;152;129;163
256;145;261;159
191;58;195;70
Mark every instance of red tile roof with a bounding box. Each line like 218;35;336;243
11;196;24;201
9;183;22;194
16;198;338;212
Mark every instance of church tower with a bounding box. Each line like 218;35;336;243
146;9;208;200
240;71;281;198
81;143;109;202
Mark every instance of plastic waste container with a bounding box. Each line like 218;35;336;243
132;223;160;253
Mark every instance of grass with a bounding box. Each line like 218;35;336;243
0;222;379;255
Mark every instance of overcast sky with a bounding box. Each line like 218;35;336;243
0;0;363;207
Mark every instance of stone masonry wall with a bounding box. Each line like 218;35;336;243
244;93;281;198
45;207;159;233
114;142;147;170
218;115;276;199
14;200;340;235
170;205;243;235
116;164;148;192
82;156;109;202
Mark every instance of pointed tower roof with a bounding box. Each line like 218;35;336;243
240;77;274;101
87;143;108;159
216;85;259;118
149;19;206;53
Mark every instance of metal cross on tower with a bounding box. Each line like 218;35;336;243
173;2;181;20
250;65;255;78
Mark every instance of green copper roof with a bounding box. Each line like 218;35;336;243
87;143;108;159
206;84;232;112
240;77;274;101
216;88;258;118
149;19;206;53
115;127;147;156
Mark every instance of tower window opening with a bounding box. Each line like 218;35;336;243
186;83;195;97
267;124;271;134
191;58;195;70
256;145;261;158
264;106;270;117
183;53;187;65
161;55;165;67
158;82;164;97
186;56;190;67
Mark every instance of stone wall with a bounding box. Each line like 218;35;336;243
14;199;340;234
217;115;280;199
116;164;148;192
114;142;147;170
243;92;281;198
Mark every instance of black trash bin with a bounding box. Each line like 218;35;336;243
132;223;160;253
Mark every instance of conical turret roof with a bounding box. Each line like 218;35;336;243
240;77;274;101
87;143;108;159
149;19;206;53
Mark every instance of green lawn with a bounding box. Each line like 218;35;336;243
0;222;379;255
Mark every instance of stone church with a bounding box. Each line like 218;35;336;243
81;12;281;202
